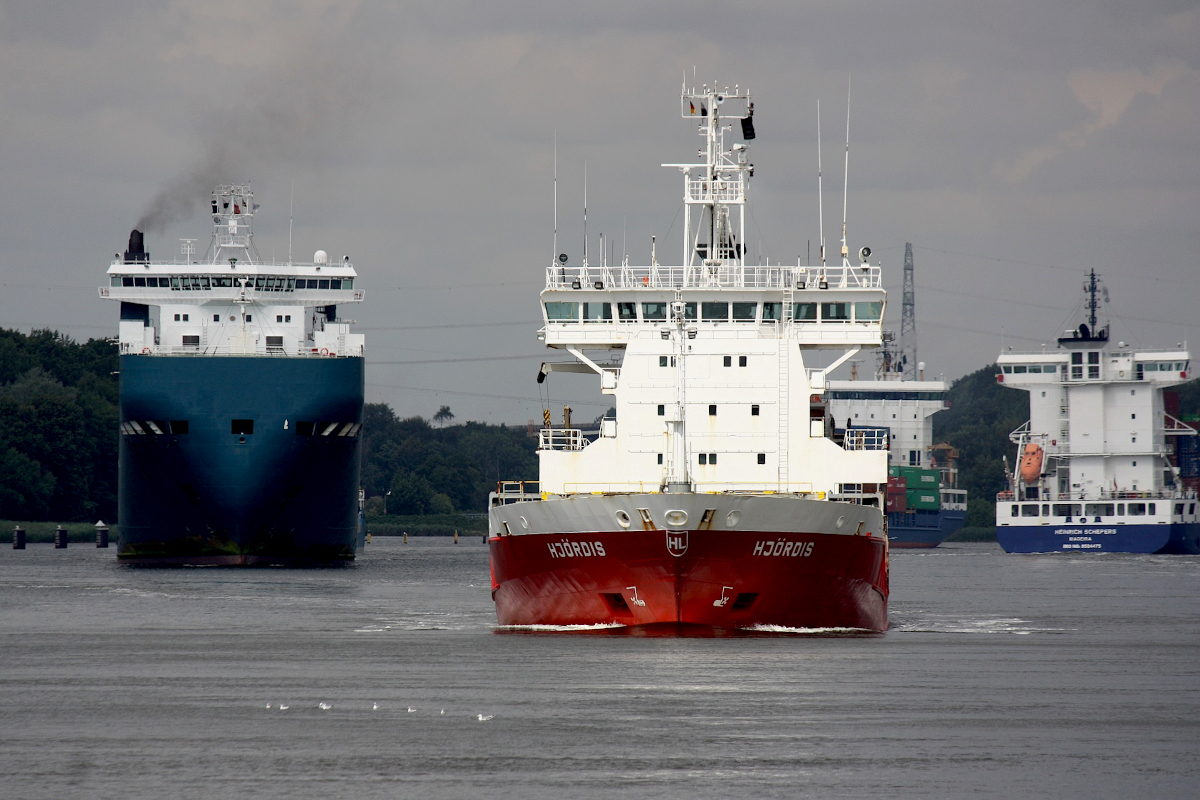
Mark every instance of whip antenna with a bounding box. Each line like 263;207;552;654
841;76;851;267
817;101;825;267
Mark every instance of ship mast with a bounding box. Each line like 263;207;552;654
668;82;753;273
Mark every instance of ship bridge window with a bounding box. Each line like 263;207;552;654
134;277;146;287
762;302;782;321
684;302;697;320
318;279;330;289
617;302;637;321
231;419;254;435
546;301;579;321
1128;502;1146;516
329;279;342;290
1013;365;1027;374
1043;364;1056;373
122;277;134;287
642;302;667;321
1002;365;1012;373
854;301;883;321
1053;504;1081;517
1021;504;1040;517
170;277;180;289
583;302;612;322
199;277;210;289
732;302;757;321
821;302;850;322
1084;503;1114;517
701;302;729;322
794;303;817;321
213;276;232;288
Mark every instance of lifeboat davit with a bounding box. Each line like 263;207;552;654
1019;443;1044;484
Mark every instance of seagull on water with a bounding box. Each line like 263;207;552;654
265;703;272;709
476;714;494;722
407;707;416;713
318;703;332;710
372;703;379;710
279;704;289;710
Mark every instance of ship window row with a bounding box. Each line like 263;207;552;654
113;276;352;290
545;300;883;324
120;420;189;435
657;452;769;466
294;421;361;437
1000;364;1058;374
1139;361;1188;372
830;390;945;401
1014;502;1156;518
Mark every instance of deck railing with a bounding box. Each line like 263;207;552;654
545;263;882;291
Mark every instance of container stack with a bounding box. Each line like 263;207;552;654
889;466;941;511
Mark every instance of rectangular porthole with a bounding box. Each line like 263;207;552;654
739;356;747;367
231;420;254;435
751;404;759;416
657;454;663;465
709;453;717;465
758;453;766;464
709;404;717;416
657;405;665;416
724;356;732;367
699;454;707;465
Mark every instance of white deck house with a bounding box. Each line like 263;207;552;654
100;184;364;358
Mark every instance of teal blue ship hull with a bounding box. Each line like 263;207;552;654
117;355;364;564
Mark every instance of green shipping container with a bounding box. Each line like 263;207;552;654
895;466;939;486
906;489;940;510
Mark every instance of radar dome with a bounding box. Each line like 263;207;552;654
314;250;328;265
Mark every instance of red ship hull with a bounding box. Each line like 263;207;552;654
489;528;888;632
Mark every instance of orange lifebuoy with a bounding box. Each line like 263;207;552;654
319;347;329;356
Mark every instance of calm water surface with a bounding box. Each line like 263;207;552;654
1;538;1197;799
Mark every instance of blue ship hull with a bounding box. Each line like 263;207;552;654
997;522;1200;554
117;355;364;564
887;508;967;548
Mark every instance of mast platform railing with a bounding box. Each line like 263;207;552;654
684;178;745;204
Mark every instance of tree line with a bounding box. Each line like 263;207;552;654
2;326;1196;526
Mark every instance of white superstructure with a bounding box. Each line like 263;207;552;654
535;83;888;501
99;184;364;357
996;271;1196;528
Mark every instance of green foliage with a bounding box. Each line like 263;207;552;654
1176;378;1200;420
932;363;1029;528
0;329;118;522
363;402;537;514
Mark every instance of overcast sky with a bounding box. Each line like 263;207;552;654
2;1;1197;423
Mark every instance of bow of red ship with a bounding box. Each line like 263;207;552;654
489;528;888;632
